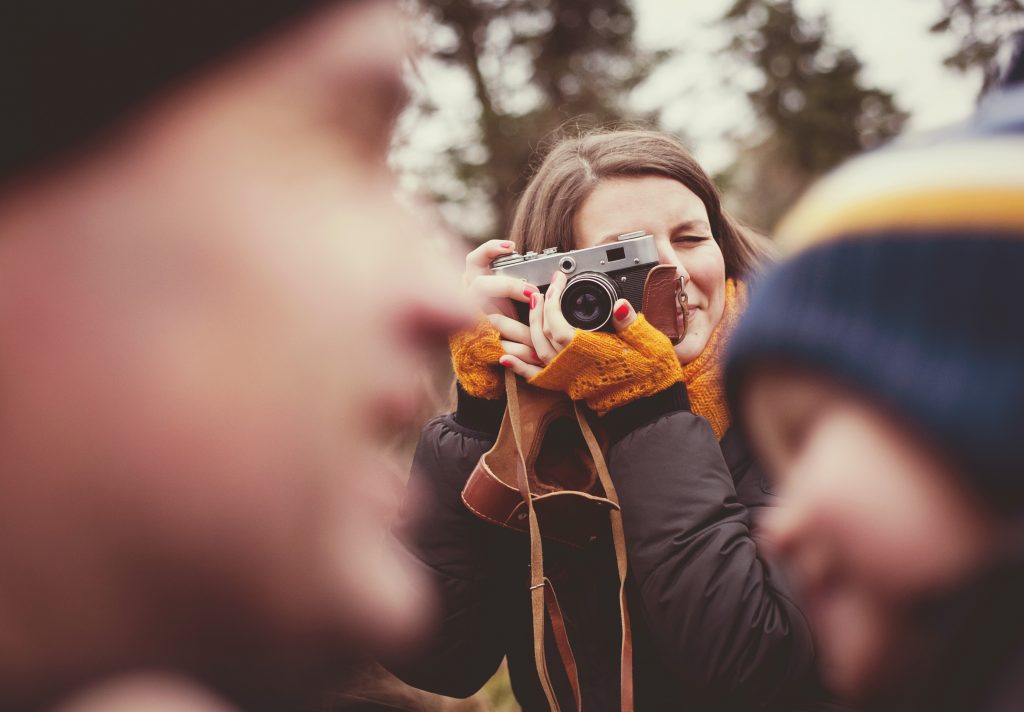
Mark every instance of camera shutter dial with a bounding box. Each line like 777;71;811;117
491;253;525;268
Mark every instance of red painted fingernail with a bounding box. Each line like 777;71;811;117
529;293;537;309
501;241;513;249
499;357;511;368
523;285;537;298
614;302;630;320
532;351;541;362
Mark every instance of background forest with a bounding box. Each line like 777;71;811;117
393;0;1023;236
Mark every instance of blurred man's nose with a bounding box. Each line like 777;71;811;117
395;206;476;347
406;265;475;348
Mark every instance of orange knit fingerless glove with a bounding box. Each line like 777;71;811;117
449;317;507;400
528;315;683;415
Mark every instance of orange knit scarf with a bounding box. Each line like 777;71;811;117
680;279;748;440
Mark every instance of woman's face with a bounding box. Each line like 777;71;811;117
573;175;726;363
742;368;997;701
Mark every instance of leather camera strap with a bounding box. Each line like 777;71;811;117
574;401;635;712
505;370;578;712
542;575;581;710
641;264;686;345
505;372;632;711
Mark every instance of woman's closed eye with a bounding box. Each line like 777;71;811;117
671;235;711;246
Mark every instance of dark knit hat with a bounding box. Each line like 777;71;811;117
725;79;1024;514
0;0;338;182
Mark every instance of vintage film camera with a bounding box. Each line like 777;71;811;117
491;231;659;332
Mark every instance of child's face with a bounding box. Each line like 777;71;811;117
742;369;997;701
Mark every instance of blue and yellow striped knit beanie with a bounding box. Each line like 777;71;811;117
725;77;1024;513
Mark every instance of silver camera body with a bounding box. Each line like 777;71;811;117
491;231;659;332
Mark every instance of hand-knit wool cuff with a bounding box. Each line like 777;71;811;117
528;315;683;415
449;317;506;400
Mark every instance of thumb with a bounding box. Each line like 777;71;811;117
611;299;637;332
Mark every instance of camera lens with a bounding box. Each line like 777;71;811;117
561;273;616;331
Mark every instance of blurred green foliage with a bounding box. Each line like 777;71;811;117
720;0;907;230
725;0;905;173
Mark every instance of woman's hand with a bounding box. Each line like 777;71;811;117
450;240;548;400
498;271;682;414
463;240;543;367
499;271;637;379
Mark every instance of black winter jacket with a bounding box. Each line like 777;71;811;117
389;384;823;711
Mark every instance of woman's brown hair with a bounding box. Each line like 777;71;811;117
507;128;773;278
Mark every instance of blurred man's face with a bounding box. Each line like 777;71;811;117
0;0;468;690
742;369;996;702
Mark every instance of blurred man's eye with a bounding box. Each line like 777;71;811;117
331;65;408;158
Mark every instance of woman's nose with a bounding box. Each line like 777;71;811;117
655;237;689;283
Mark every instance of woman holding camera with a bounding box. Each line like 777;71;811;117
389;129;823;711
